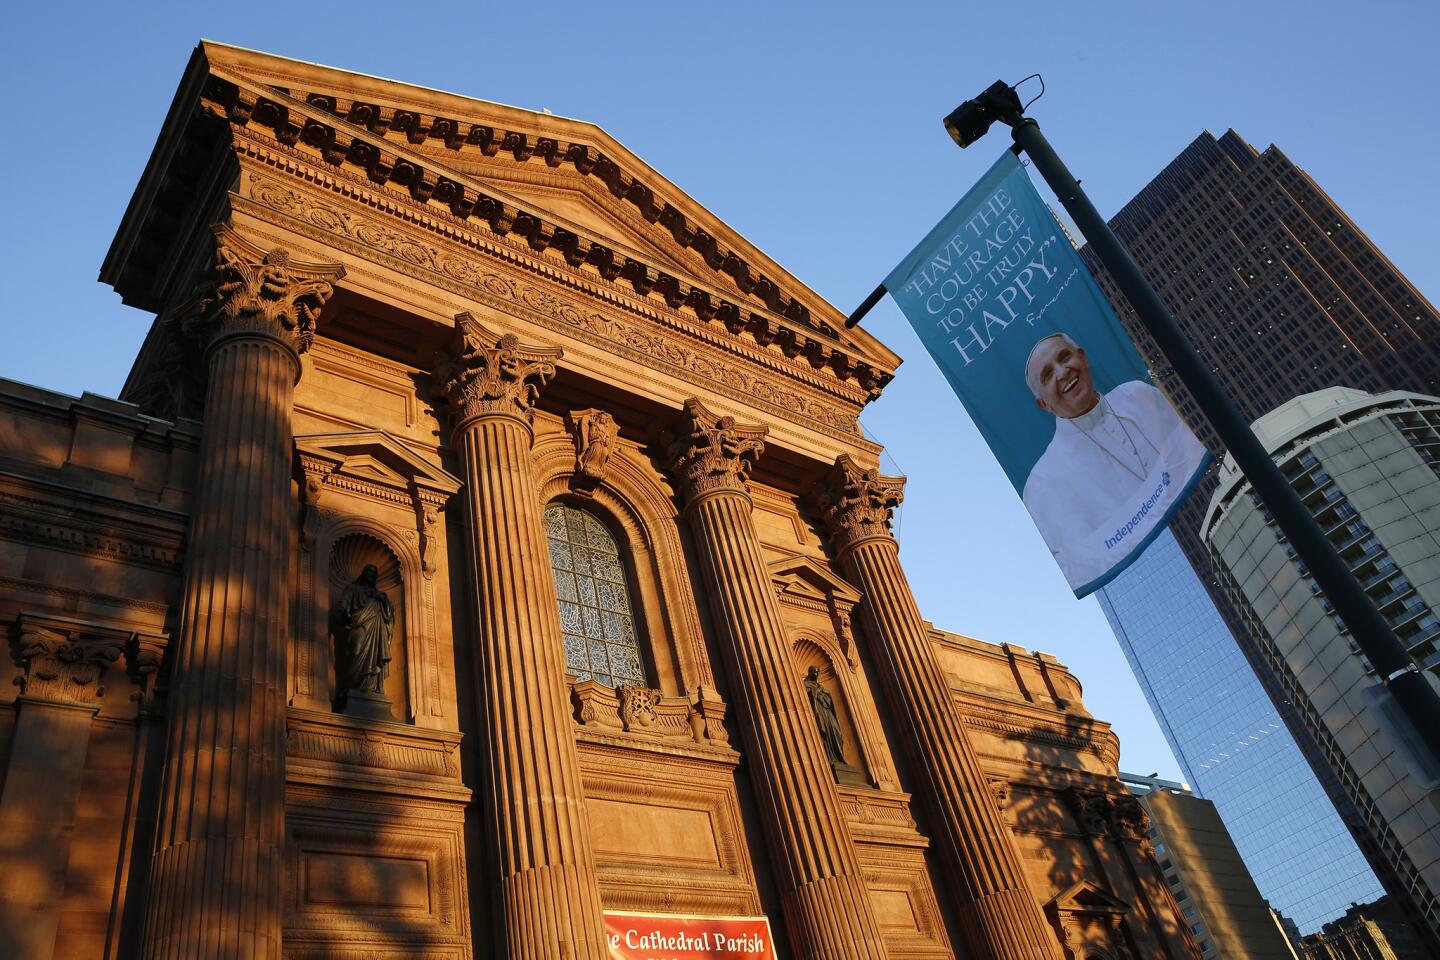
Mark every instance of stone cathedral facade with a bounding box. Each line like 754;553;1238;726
0;43;1200;960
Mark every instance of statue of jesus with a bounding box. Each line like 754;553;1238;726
335;564;394;698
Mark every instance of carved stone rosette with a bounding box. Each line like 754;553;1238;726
818;453;1064;959
665;398;767;505
815;453;906;558
183;224;344;364
12;622;123;707
435;312;562;429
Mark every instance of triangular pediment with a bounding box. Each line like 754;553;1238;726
295;431;461;497
188;42;897;374
1047;879;1130;916
768;553;861;607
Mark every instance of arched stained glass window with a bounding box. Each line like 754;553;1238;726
545;502;645;687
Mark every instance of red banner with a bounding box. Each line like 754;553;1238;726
604;911;777;960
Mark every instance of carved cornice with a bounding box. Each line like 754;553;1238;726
665;399;767;505
12;615;126;707
959;710;1121;768
0;480;186;571
182;224;345;361
433;312;562;429
295;431;459;578
202;71;834;334
202;72;892;400
815;453;905;557
238;169;870;441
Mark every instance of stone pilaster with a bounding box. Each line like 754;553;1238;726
1107;795;1200;958
438;313;609;960
667;400;888;960
141;226;343;960
817;454;1063;960
0;617;124;959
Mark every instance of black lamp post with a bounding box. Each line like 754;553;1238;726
943;79;1440;768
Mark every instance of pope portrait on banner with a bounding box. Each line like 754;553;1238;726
1020;332;1209;589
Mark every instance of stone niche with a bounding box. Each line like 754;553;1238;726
769;552;953;958
285;430;471;959
292;430;460;726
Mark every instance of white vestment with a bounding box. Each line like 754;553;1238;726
1022;380;1208;591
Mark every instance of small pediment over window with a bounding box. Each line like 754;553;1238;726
768;553;861;610
1047;879;1130;917
296;431;461;504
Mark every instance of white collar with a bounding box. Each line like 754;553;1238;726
1062;395;1109;433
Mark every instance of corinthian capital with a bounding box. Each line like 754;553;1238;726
435;312;562;428
12;618;125;707
666;399;767;503
816;454;906;556
183;224;345;357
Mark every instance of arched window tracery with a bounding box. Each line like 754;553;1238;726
545;501;646;688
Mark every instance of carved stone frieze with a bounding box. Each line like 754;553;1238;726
205;76;871;354
570;679;730;748
1065;788;1151;843
566;408;618;495
12;620;124;707
433;312;561;427
240;174;870;436
0;488;185;570
183;224;345;359
665;398;767;503
816;453;906;556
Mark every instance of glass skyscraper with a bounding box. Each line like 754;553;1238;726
1083;128;1440;938
1097;529;1383;932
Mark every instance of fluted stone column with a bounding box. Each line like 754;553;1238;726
142;227;343;960
437;314;609;960
817;455;1062;960
667;400;888;960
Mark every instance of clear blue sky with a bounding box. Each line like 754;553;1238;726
4;1;1438;781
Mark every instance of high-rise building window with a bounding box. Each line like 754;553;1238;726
545;502;646;688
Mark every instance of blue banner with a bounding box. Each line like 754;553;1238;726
884;151;1211;596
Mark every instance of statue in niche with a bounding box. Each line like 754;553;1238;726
333;564;395;718
804;665;847;766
